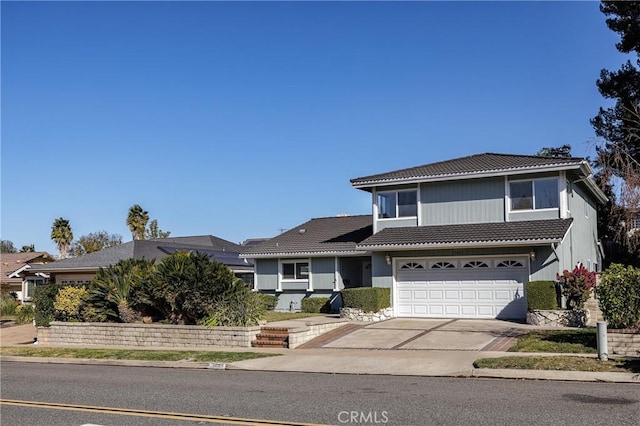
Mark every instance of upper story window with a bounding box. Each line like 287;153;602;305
378;190;417;219
282;260;309;280
510;178;558;211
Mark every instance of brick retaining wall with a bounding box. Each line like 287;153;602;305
38;322;261;348
607;330;640;357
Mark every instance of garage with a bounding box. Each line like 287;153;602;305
395;257;529;320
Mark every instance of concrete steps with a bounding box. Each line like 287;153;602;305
252;326;289;348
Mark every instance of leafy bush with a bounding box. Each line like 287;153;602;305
341;287;391;313
301;297;331;313
256;294;278;311
598;264;640;329
15;304;35;324
526;281;558;311
557;264;596;310
54;286;88;321
200;279;265;327
32;284;61;326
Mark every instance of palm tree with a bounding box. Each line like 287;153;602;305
126;204;149;240
51;217;73;259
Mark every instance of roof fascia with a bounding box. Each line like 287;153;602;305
352;163;583;190
241;251;370;259
356;239;564;251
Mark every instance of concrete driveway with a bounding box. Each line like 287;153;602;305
313;318;534;351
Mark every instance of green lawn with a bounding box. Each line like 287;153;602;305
0;347;279;363
474;356;640;373
262;312;326;322
508;329;597;353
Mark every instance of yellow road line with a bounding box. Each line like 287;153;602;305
0;399;328;426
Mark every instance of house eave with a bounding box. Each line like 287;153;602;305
356;239;564;251
240;250;369;259
351;163;584;190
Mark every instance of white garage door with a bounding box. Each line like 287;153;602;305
395;257;528;319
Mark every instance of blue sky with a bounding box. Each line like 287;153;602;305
0;1;625;255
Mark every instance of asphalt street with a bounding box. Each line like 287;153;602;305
1;362;638;426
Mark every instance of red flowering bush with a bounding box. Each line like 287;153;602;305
556;264;596;310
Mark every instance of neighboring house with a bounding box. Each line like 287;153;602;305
242;153;607;319
26;235;254;293
0;252;55;302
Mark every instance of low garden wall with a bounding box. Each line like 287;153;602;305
607;329;640;357
287;321;350;349
37;322;261;348
340;307;393;322
526;309;589;327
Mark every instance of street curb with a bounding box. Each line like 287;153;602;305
2;356;639;383
0;356;225;370
471;368;640;383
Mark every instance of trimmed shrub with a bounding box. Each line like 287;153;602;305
598;264;640;329
526;281;558;311
256;294;278;311
301;297;331;313
32;284;61;326
341;287;391;313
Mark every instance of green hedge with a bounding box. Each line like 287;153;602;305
256;294;278;311
526;281;558;310
598;264;640;329
301;297;331;313
341;287;390;313
32;284;61;327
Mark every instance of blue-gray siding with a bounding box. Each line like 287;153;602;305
255;259;278;290
311;257;336;290
420;177;504;225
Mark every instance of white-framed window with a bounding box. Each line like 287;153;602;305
281;260;309;281
430;261;456;269
25;278;44;299
495;260;525;268
509;178;559;211
462;260;490;269
377;189;417;219
400;261;426;270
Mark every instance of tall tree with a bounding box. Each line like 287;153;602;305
145;219;171;239
51;217;73;259
536;144;572;158
0;240;17;253
69;231;122;257
592;1;640;168
126;204;149;240
20;244;35;252
591;1;640;257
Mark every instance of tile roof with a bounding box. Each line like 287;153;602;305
241;215;373;257
1;252;54;283
350;153;586;187
29;243;136;271
357;219;573;249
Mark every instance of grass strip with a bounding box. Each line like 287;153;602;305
508;329;597;353
474;355;640;373
262;312;325;322
0;347;279;363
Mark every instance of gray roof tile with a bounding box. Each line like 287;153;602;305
357;219;573;248
350;153;585;186
30;235;249;272
242;215;373;256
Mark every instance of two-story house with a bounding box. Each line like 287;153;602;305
242;153;607;320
